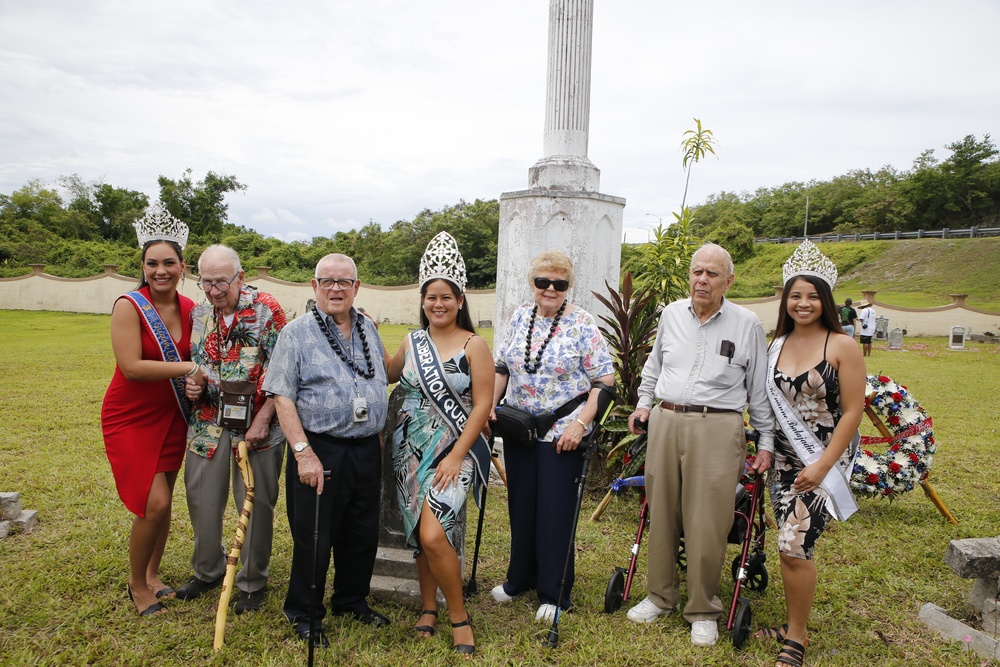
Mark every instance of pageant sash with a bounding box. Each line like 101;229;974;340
409;329;491;508
766;335;858;521
124;291;192;423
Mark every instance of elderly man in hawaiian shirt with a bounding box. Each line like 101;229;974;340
175;244;287;614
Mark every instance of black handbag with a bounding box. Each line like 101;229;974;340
494;394;588;446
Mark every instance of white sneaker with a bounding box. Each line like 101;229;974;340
626;597;672;624
691;620;719;646
535;603;558;623
490;584;515;603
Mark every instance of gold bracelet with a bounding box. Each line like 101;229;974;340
184;362;199;377
575;418;588;429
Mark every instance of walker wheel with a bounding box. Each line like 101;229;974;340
731;552;768;591
732;598;752;649
604;568;626;613
746;553;768;591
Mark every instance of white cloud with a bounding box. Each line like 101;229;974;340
1;0;997;243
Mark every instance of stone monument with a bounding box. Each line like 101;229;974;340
887;327;904;351
496;0;625;329
950;326;966;350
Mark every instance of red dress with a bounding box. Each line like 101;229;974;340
101;287;195;517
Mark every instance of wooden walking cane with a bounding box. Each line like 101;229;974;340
213;440;255;651
864;404;957;524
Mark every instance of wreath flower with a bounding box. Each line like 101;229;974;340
851;374;935;498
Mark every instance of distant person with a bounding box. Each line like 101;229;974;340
263;253;390;646
387;232;494;655
101;207;201;617
756;241;865;667
839;298;857;338
626;243;773;648
176;244;287;614
857;301;877;357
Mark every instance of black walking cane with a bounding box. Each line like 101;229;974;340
544;385;617;649
464;433;493;598
309;470;331;667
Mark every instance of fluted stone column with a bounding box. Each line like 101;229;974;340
497;0;624;330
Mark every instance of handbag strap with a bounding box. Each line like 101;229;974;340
534;392;589;435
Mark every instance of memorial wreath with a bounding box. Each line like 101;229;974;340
851;374;935;498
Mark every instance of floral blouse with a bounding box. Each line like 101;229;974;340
495;303;614;441
187;285;287;457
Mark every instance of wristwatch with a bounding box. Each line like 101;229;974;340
292;441;310;453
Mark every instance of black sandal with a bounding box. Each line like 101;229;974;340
415;609;437;637
754;623;788;643
451;617;475;656
775;638;806;667
127;585;166;617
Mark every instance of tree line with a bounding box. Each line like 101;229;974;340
689;134;1000;256
1;133;996;284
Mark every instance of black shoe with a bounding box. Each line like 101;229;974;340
234;588;266;615
334;608;391;627
294;623;329;648
174;576;223;601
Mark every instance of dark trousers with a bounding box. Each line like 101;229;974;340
502;440;584;609
283;431;381;626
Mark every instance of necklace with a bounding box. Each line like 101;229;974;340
311;305;376;379
523;301;566;374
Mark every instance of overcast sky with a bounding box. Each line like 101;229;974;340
2;0;997;243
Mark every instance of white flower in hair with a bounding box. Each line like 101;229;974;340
782;240;838;288
133;201;190;250
419;231;467;292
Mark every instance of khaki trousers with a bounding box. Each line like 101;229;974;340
644;405;745;623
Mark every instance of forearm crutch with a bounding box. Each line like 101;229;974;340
545;385;617;648
213;440;255;651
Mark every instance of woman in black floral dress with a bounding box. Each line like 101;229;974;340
757;270;865;667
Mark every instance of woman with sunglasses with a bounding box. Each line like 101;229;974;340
490;250;614;622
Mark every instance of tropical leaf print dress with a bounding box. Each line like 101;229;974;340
769;354;850;560
391;343;475;552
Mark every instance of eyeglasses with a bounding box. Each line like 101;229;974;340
533;277;570;292
317;277;357;290
197;274;239;293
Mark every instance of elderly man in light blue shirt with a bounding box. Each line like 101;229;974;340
626;243;774;647
263;253;390;647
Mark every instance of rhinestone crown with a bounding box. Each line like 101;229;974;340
419;231;467;292
133;202;189;250
782;240;838;288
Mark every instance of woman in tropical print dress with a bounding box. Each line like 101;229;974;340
388;233;493;656
758;268;865;667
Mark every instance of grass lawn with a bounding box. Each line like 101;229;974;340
1;311;997;666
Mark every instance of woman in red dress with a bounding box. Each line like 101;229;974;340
102;220;204;617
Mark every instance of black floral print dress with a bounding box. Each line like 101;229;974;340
768;334;851;560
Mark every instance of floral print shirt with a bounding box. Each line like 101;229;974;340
494;303;614;441
187;285;287;457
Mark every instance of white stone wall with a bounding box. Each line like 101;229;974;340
3;268;997;336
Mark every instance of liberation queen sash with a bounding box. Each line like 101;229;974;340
766;335;858;521
124;291;192;423
409;329;491;508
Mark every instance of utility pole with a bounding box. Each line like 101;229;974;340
803;195;810;238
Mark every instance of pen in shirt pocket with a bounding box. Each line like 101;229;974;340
720;339;735;363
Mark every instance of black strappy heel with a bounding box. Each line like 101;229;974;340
415;609;437;637
451;616;475;656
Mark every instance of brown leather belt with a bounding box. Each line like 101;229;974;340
659;400;738;414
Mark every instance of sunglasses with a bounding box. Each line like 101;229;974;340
533;277;570;292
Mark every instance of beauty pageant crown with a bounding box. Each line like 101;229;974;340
782;240;838;288
133;202;190;250
419;231;467;292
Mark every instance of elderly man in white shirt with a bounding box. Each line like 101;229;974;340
627;243;774;647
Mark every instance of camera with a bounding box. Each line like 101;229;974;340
352;396;368;423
